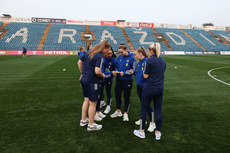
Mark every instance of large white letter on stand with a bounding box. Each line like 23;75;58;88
6;28;28;43
100;30;117;44
58;29;76;43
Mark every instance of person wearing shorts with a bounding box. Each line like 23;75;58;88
78;40;110;131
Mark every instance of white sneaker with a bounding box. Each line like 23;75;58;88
97;112;106;118
80;118;89;127
155;131;161;140
110;111;122;118
100;101;106;108
94;114;102;121
133;130;145;139
147;122;156;132
123;113;129;121
104;106;111;114
87;123;103;131
135;119;147;125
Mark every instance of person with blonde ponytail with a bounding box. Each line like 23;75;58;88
134;43;166;140
134;47;156;132
78;40;111;131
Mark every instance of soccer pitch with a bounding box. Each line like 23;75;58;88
0;55;229;153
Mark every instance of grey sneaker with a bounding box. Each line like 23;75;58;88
94;114;102;121
98;112;106;118
135;119;147;125
110;111;122;118
147;122;156;132
155;131;161;140
133;130;146;139
104;106;111;114
123;113;129;121
87;123;103;131
80;118;89;127
100;101;106;108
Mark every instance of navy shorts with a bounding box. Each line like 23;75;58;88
81;80;100;102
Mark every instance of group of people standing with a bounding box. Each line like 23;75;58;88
77;40;166;140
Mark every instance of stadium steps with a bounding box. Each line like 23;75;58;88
152;28;173;51
180;29;207;51
120;27;134;50
207;31;230;47
81;25;95;48
37;24;51;50
0;23;9;39
0;22;8;30
85;25;91;47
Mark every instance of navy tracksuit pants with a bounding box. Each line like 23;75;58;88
96;80;113;111
141;86;163;131
105;80;113;106
96;81;104;112
137;85;154;122
115;78;133;113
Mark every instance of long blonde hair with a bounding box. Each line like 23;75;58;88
148;43;161;58
88;40;111;59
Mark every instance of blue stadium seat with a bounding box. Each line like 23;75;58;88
184;29;230;51
0;22;47;50
155;28;202;51
124;27;168;51
210;30;230;44
89;25;130;50
43;24;86;50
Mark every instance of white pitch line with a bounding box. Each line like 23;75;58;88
207;66;230;86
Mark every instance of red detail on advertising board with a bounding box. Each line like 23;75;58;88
226;27;230;31
67;20;84;24
139;22;154;28
100;21;117;26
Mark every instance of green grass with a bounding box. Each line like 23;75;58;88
0;55;229;153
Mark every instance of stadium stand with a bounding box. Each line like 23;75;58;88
152;28;173;51
43;24;86;50
0;22;9;39
209;30;230;47
124;27;169;51
37;24;51;50
121;27;134;50
183;29;230;51
0;22;229;51
89;25;130;50
0;22;46;50
156;28;202;51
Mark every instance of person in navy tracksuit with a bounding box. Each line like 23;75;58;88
102;48;116;114
78;40;110;131
110;44;136;122
134;47;156;132
94;79;106;121
134;43;166;140
78;46;86;59
94;48;116;121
